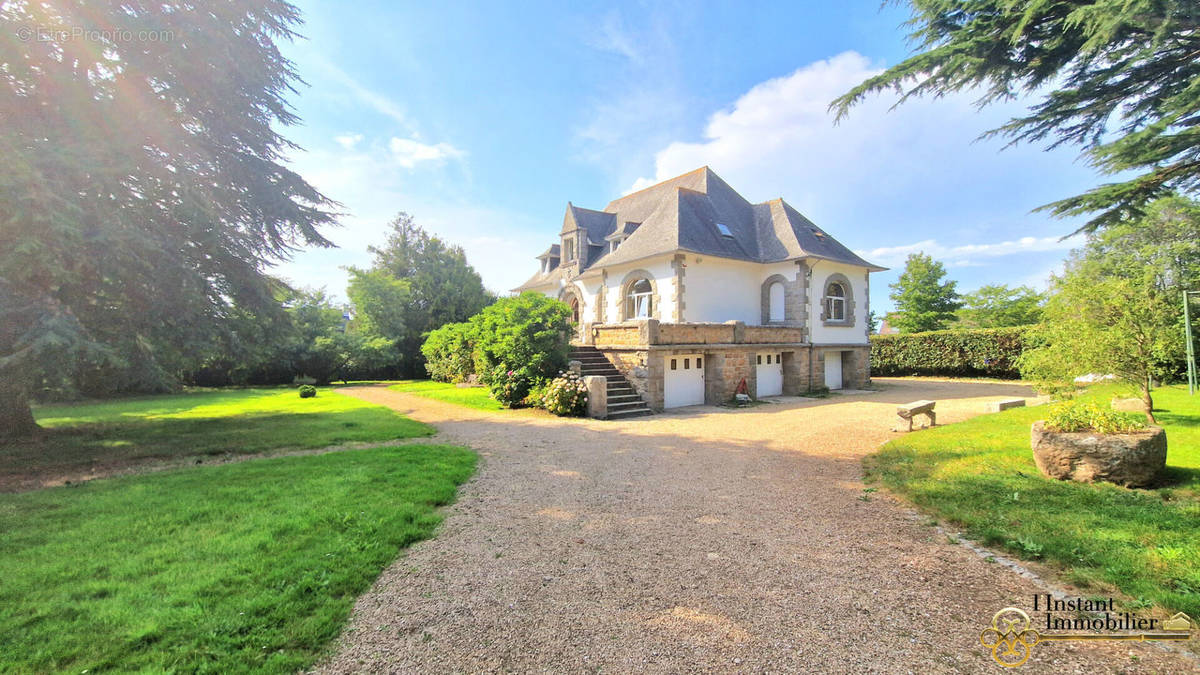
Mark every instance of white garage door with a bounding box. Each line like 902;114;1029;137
756;352;783;397
824;351;843;390
664;354;705;408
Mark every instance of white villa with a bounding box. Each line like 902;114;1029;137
516;167;884;416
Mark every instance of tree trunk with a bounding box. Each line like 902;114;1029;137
0;381;39;440
1141;382;1156;425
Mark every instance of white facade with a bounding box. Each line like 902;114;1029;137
524;252;871;347
808;261;870;346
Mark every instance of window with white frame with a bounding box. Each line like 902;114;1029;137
825;282;846;322
626;278;653;319
564;239;576;262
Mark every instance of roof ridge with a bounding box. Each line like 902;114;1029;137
609;166;712;204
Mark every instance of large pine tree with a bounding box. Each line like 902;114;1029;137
832;1;1200;232
0;1;336;437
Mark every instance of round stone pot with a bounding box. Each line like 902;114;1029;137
1030;421;1166;488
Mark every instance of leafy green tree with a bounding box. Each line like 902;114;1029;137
1020;199;1197;420
956;284;1045;328
832;1;1200;232
1020;273;1181;423
888;253;963;333
0;1;334;437
1082;196;1200;296
346;268;412;374
365;213;493;376
283;288;393;385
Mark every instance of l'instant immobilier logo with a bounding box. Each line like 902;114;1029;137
980;595;1193;667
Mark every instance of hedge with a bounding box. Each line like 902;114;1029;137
870;326;1029;378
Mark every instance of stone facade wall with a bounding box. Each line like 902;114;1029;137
601;344;831;411
842;346;871;389
592;320;804;347
657;322;737;345
744;326;805;344
592;325;642;347
585;319;871;411
606;349;653;402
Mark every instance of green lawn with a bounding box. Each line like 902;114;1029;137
4;388;432;482
389;379;503;411
866;384;1200;617
0;444;475;673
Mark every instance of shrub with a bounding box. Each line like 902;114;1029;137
1044;400;1146;434
298;385;317;398
472;292;571;385
488;367;532;408
523;380;550;409
421;321;477;383
870;327;1028;378
542;371;588;416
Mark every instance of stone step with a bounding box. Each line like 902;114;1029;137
607;407;653;420
608;399;649;410
607;394;642;404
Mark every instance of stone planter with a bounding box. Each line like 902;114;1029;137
1030;421;1166;488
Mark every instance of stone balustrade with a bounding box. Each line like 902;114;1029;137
590;319;805;348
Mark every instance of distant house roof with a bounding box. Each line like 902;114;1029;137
515;167;884;290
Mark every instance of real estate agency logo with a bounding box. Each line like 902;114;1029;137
979;597;1193;667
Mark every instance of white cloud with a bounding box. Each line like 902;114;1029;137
626;51;1092;225
621;49;1100;307
856;235;1081;268
313;59;413;130
388;136;465;168
587;10;642;63
334;133;364;150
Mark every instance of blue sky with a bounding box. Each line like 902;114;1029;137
276;0;1105;313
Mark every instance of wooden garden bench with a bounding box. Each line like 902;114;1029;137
895;400;936;432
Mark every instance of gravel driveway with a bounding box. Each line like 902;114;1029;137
316;379;1197;673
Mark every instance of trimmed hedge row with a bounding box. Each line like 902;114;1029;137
870;327;1029;379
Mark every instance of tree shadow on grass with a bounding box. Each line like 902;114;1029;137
0;409;432;492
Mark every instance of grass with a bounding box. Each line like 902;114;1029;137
866;384;1200;617
0;444;475;673
389;379;503;411
4;388;432;480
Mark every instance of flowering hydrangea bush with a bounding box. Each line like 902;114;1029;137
489;367;531;408
542;371;588;417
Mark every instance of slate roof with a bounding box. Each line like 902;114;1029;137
514;167;883;290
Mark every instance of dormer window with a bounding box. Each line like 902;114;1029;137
611;239;620;253
564;239;576;262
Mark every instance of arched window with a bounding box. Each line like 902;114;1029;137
768;282;785;322
825;282;846;322
626;278;653;319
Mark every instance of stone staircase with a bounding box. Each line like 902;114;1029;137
569;346;653;419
